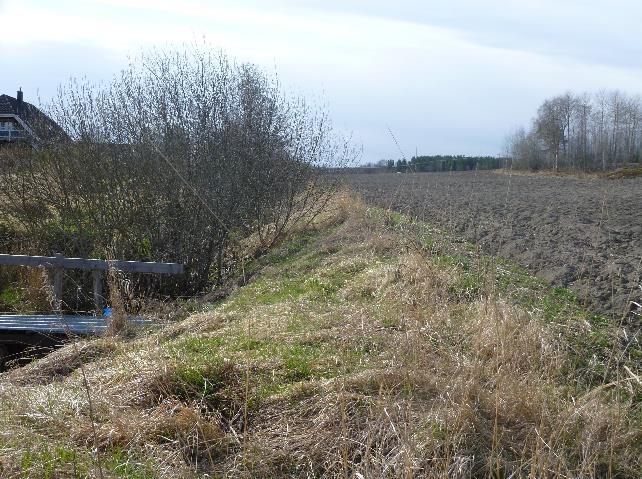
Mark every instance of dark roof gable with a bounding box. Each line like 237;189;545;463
0;93;68;143
0;94;18;115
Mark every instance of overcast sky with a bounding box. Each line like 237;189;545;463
2;0;642;162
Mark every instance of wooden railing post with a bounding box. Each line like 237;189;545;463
92;269;103;315
52;253;63;313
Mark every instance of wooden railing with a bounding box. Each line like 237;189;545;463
0;253;184;313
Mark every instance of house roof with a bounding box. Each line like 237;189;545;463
0;93;69;143
0;95;20;115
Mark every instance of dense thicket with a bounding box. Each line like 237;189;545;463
507;90;642;171
0;47;349;305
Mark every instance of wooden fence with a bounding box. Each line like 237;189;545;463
0;253;184;312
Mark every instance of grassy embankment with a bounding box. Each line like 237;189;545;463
0;193;640;478
495;165;642;180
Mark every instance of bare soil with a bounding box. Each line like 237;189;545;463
345;171;642;318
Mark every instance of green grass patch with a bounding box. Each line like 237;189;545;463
166;320;370;410
227;260;367;310
0;285;23;310
105;448;156;479
18;442;90;479
260;229;324;270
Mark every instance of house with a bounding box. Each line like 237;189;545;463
0;89;67;146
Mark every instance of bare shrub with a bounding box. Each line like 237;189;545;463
0;45;353;302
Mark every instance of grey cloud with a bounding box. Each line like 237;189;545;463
264;0;642;71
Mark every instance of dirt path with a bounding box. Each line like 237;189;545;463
346;171;642;318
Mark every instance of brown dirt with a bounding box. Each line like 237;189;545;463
345;171;642;318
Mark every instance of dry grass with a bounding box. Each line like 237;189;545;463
495;165;642;180
0;193;640;478
604;165;642;179
493;168;604;180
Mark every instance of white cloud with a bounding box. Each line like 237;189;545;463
2;0;642;160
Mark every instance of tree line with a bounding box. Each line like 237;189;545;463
358;155;504;173
406;155;504;172
507;90;642;172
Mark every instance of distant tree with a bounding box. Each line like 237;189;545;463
375;159;388;168
535;98;566;171
506;127;542;170
574;93;592;170
508;89;642;172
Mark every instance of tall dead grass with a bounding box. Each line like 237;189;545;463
0;193;639;478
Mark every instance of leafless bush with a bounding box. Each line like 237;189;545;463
0;45;354;300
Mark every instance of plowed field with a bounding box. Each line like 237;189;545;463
346;171;642;318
